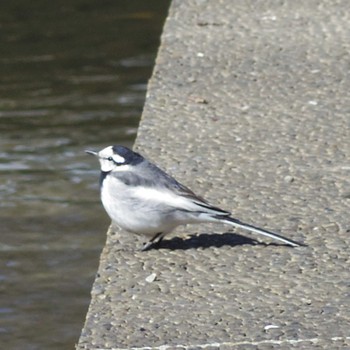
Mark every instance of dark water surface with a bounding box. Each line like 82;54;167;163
0;1;169;349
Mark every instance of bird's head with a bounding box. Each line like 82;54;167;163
86;145;143;173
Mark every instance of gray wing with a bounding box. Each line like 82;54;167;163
111;160;231;216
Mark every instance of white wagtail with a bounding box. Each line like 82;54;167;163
86;145;304;251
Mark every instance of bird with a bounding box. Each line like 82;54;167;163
86;145;304;251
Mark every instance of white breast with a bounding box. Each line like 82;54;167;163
100;176;188;236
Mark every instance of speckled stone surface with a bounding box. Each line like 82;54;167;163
77;0;350;349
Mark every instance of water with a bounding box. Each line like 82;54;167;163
0;1;169;349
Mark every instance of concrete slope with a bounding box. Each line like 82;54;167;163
77;1;350;349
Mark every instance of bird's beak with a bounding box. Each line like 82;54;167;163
85;150;98;157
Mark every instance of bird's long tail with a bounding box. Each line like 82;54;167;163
219;216;305;247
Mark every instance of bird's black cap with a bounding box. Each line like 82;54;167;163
112;145;144;165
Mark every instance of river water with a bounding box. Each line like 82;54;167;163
0;1;169;349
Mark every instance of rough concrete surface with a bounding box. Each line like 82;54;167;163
77;0;350;349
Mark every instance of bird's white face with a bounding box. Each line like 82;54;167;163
97;146;129;172
86;144;143;173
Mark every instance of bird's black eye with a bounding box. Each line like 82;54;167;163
106;155;125;165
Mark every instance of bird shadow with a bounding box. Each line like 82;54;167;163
153;232;267;251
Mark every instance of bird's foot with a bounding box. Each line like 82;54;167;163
141;232;164;251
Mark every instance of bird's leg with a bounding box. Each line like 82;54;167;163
141;232;164;251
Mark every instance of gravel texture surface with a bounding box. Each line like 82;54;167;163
77;0;350;349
